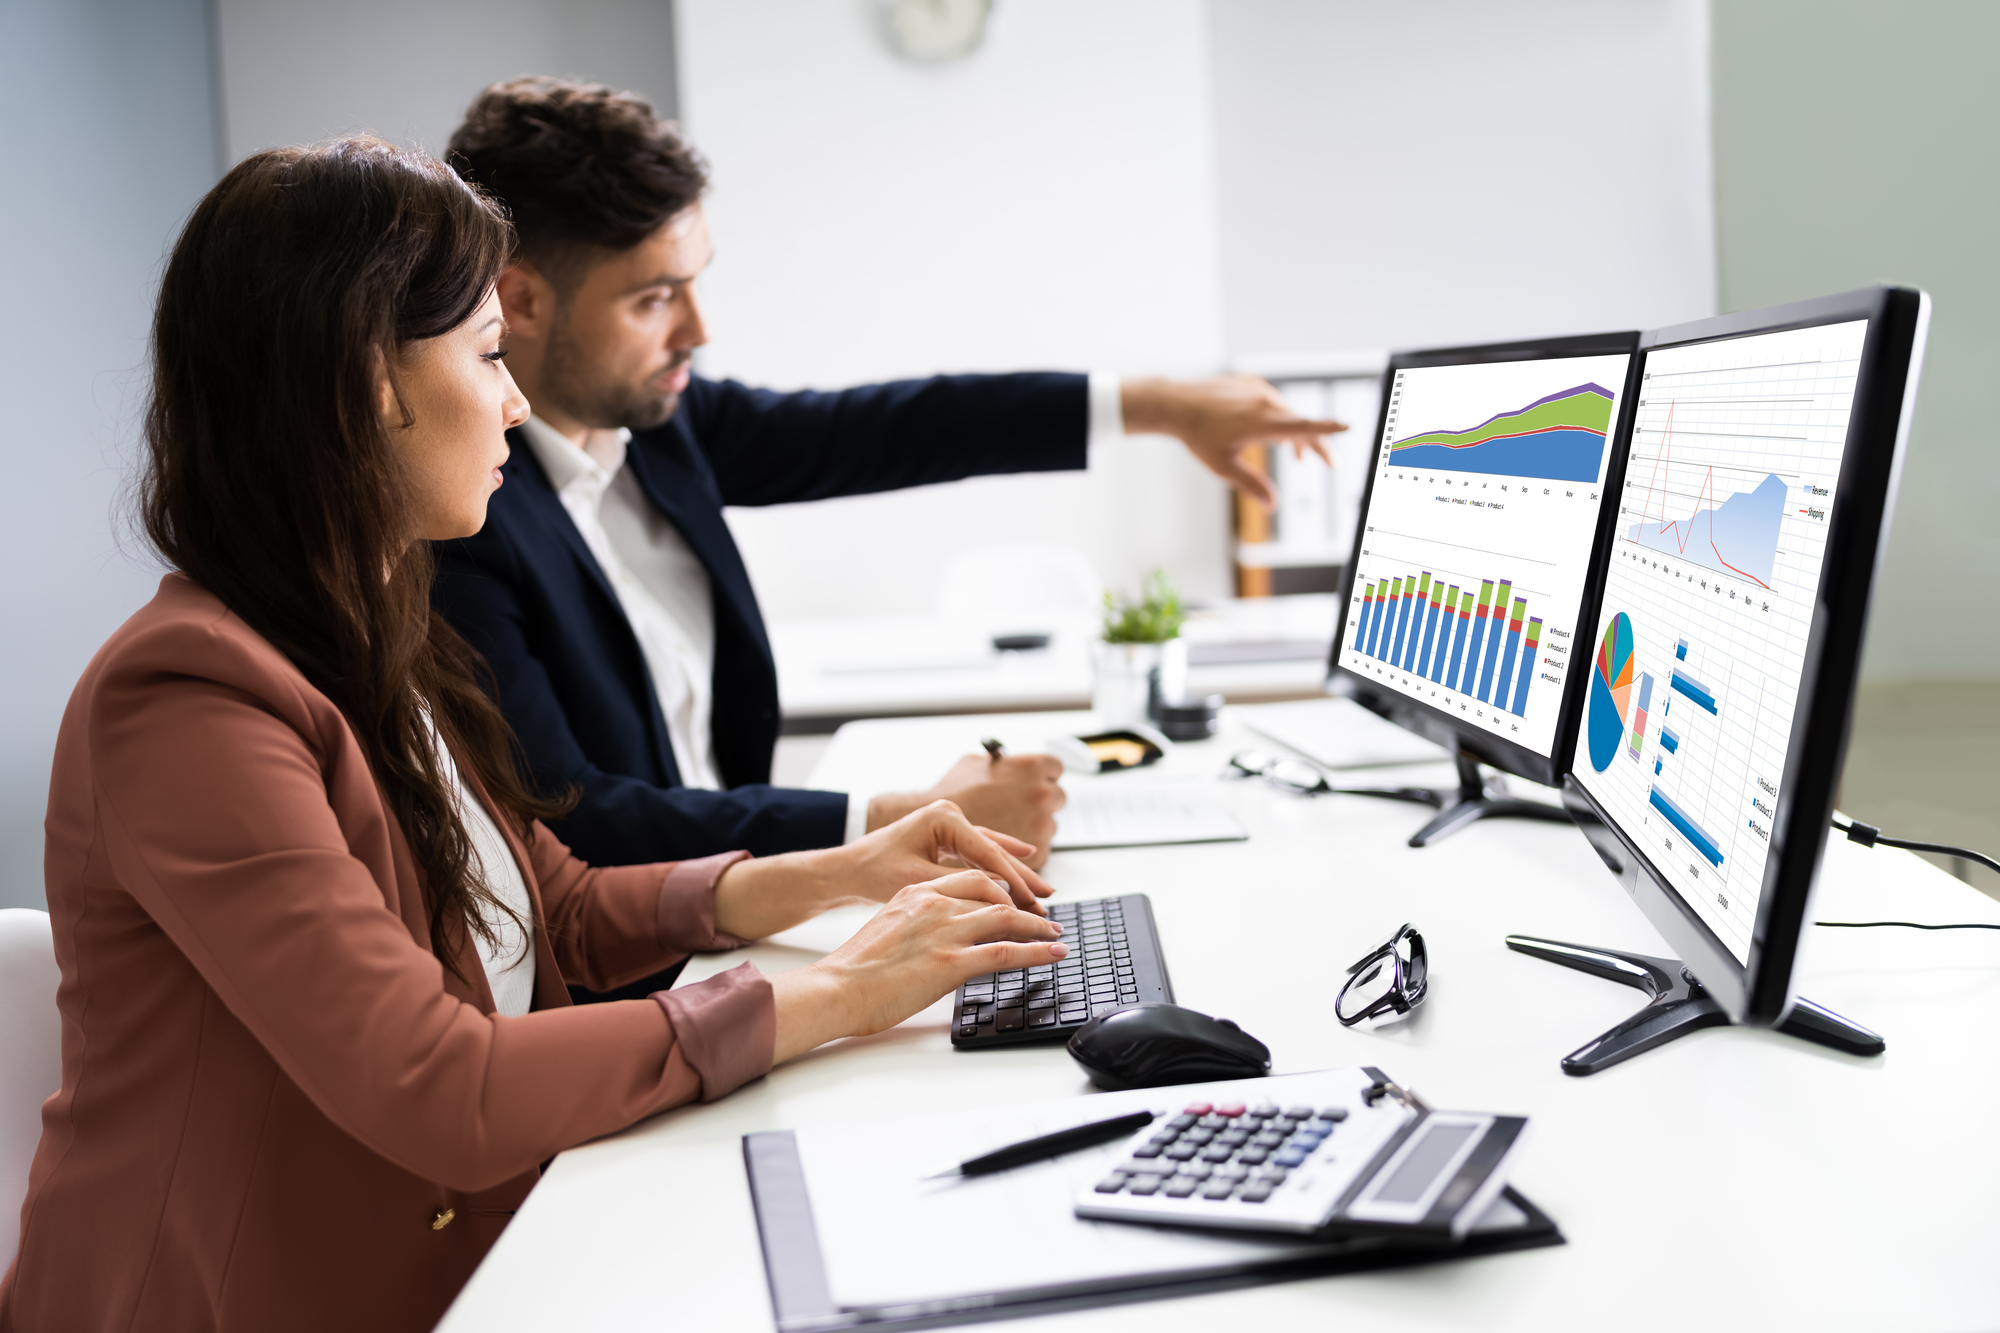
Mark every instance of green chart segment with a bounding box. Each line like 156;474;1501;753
1353;572;1543;716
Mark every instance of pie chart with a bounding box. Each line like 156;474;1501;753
1587;612;1636;772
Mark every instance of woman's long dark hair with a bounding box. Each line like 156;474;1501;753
141;136;567;973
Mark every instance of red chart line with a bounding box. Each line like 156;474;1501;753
1631;397;1774;591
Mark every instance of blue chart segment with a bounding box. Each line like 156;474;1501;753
1388;383;1614;483
1649;788;1725;867
1670;668;1718;715
1352;573;1543;718
1586;613;1636;773
1626;471;1787;588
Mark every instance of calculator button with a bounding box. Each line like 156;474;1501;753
1094;1174;1128;1193
1249;1103;1280;1119
1127;1175;1163;1196
1183;1103;1213;1116
1216;1164;1251;1181
1201;1180;1237;1200
1273;1149;1307;1168
1162;1177;1199;1198
1271;1118;1299;1134
1257;1167;1289;1184
1132;1144;1164;1159
1239;1183;1274;1203
1197;1115;1229;1129
1168;1114;1198;1129
1237;1149;1269;1166
1215;1102;1246;1117
995;1010;1025;1032
1199;1146;1234;1164
1250;1132;1284;1149
1318;1107;1349;1122
1164;1145;1198;1161
1182;1129;1215;1145
1218;1130;1250;1147
1178;1162;1213;1180
1283;1106;1314;1120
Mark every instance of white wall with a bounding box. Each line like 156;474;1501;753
1209;0;1717;356
677;0;1235;619
215;0;679;162
0;0;221;909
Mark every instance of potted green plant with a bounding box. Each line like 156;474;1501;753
1096;568;1187;727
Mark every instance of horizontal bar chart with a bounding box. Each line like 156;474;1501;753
1650;786;1725;867
1669;668;1718;715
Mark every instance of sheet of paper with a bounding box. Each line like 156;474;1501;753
1233;697;1449;770
1051;783;1249;850
791;1072;1372;1313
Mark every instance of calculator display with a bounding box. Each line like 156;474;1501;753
1374;1121;1478;1203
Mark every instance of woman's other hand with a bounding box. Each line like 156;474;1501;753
771;871;1067;1059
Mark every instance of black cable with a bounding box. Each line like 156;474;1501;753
1817;816;2000;932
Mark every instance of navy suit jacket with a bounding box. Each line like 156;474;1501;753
433;371;1088;867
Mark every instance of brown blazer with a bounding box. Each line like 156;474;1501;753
0;574;775;1333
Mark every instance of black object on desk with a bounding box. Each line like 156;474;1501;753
923;1110;1158;1179
1068;1003;1272;1090
952;894;1173;1048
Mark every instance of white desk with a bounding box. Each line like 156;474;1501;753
772;596;1340;724
441;711;2000;1332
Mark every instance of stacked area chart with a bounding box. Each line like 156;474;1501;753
1338;352;1630;759
1572;320;1868;963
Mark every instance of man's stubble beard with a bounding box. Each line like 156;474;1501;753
541;306;683;432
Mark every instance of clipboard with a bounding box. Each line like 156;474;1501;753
743;1072;1562;1331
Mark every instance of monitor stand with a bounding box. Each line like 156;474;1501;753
1504;936;1885;1075
1391;747;1573;848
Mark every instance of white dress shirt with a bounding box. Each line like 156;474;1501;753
519;414;722;790
521;377;1126;845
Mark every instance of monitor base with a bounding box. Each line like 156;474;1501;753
1504;935;1885;1075
1403;750;1572;848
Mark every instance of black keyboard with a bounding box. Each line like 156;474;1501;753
951;894;1174;1047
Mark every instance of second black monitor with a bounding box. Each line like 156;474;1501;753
1332;333;1641;787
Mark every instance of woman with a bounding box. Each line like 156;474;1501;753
0;138;1066;1333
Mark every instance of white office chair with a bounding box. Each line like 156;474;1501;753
0;909;60;1271
934;544;1103;625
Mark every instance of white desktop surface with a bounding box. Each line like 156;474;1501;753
440;712;2000;1332
772;595;1339;720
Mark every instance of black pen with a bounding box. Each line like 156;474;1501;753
922;1110;1157;1179
980;737;1006;762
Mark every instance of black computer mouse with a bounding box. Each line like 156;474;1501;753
1066;1003;1272;1091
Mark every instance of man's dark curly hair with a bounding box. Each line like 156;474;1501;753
447;76;707;286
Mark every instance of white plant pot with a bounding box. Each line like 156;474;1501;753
1093;638;1185;729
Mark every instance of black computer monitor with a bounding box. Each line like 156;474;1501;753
1328;332;1643;845
1517;286;1930;1074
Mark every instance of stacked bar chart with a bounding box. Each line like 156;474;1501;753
1626;673;1654;761
1351;569;1543;717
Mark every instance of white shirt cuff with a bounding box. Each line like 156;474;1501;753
842;791;875;844
1087;371;1125;447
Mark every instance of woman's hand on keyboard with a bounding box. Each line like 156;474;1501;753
712;800;1051;942
826;799;1053;912
772;870;1070;1054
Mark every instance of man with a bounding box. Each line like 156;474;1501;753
434;77;1342;881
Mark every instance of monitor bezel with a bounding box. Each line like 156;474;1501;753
1561;286;1930;1026
1327;331;1644;788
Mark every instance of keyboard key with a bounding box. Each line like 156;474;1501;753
1094;1174;1128;1194
1162;1177;1199;1198
996;997;1025;1011
1273;1149;1307;1167
997;970;1025;982
995;1010;1024;1032
956;1025;977;1038
1239;1183;1274;1203
1092;1003;1128;1019
1027;997;1055;1012
959;1003;979;1017
1127;1175;1163;1196
1164;1144;1198;1161
1059;1009;1088;1025
1318;1107;1350;1123
1027;1011;1058;1027
1202;1180;1237;1200
978;1004;995;1021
